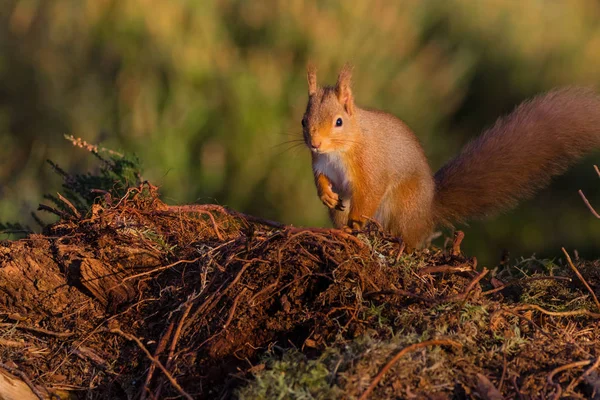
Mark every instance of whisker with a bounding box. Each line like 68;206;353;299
271;139;305;149
272;142;306;157
275;130;304;137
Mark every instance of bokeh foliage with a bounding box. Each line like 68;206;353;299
1;0;600;263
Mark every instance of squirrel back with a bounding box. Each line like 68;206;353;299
303;65;600;247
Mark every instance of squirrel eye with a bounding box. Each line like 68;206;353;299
301;118;307;128
335;117;343;127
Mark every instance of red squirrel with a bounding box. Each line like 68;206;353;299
302;64;600;248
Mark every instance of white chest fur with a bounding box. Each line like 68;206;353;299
313;152;351;197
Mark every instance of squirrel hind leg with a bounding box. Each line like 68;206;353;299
328;205;350;228
381;184;435;249
393;205;435;249
390;219;433;250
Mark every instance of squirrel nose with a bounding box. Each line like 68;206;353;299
311;140;322;150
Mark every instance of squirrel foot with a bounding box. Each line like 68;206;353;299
342;225;354;234
319;188;345;211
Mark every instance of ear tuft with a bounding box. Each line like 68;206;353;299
307;62;318;96
335;63;354;115
336;63;353;90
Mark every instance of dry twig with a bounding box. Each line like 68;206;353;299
108;329;193;400
0;323;75;338
451;230;465;256
0;362;46;400
141;321;174;400
443;268;489;302
56;192;81;218
578;190;600;218
565;356;600;395
358;339;462;400
481;276;572;296
577;164;600;218
562;247;600;312
514;304;600;318
418;264;474;275
547;359;591;400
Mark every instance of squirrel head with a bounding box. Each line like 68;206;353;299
302;63;358;154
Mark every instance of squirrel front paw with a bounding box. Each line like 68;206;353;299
319;188;345;211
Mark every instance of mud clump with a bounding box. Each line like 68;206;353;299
1;183;600;399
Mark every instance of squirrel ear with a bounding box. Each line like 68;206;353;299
336;63;354;115
307;63;318;96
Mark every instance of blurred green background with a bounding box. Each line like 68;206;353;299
1;0;600;265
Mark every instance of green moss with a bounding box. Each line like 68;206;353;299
237;350;343;400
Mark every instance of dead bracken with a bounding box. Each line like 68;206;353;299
0;182;600;399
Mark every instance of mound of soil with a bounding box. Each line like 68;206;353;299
1;183;599;399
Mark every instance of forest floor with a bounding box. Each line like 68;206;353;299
1;180;600;400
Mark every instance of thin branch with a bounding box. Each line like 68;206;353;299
121;258;201;283
565;356;600;395
56;192;81;218
0;323;75;338
141;321;174;400
499;309;553;339
109;329;193;400
442;268;489;302
451;230;465;256
0;362;45;400
513;304;600;318
167;206;224;240
418;264;474;275
481;276;572;296
547;359;591;400
37;203;71;219
0;338;26;348
578;190;600;218
562;247;600;312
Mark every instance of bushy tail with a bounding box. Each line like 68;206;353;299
433;87;600;226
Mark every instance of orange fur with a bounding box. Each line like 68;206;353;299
302;64;600;248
